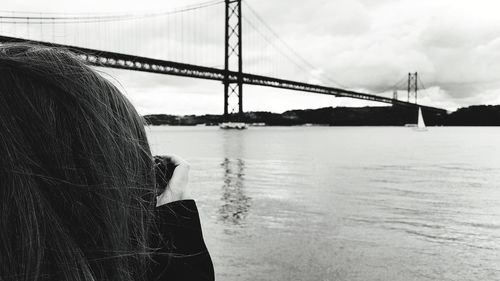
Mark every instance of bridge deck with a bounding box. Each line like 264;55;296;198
0;35;446;114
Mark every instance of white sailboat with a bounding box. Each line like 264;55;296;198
414;107;427;131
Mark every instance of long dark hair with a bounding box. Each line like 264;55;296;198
0;44;156;281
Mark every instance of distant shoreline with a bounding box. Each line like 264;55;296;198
143;105;500;126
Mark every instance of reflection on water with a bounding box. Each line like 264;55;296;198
217;130;251;225
218;157;251;224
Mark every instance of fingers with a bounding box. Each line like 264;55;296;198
155;154;191;206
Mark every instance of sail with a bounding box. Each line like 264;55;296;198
417;107;426;128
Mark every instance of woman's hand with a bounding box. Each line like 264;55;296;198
156;154;191;207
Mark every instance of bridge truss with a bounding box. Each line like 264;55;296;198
0;34;446;114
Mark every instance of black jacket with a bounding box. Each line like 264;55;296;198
150;200;214;281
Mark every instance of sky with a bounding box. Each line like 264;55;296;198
2;0;500;115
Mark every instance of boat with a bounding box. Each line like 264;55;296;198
413;107;427;131
219;122;248;130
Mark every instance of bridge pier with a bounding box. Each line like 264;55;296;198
224;0;243;118
407;72;418;103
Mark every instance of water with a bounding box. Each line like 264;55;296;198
146;126;500;281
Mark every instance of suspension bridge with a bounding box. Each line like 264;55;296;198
0;0;446;117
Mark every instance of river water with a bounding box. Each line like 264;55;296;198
146;126;500;281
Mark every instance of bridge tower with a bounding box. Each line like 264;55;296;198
224;0;243;118
407;72;418;103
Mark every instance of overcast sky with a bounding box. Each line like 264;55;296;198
3;0;500;115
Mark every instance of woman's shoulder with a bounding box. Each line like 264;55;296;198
150;200;215;281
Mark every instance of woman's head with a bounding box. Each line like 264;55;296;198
0;44;156;281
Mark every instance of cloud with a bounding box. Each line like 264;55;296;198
3;0;500;114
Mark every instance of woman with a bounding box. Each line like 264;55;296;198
0;44;214;281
